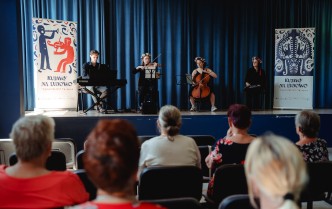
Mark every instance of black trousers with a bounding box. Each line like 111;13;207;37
245;87;263;110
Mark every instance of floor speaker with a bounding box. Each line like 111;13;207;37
142;101;158;114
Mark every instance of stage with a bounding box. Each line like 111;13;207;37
26;109;332;151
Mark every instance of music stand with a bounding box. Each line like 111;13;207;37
185;74;194;85
145;66;157;79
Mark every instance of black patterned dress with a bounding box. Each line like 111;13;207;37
206;138;250;197
296;138;329;162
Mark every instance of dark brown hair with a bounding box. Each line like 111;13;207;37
83;119;139;194
90;49;99;55
227;104;252;129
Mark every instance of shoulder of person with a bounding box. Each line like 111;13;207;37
82;62;89;67
183;135;196;140
317;138;328;145
140;136;157;148
179;135;197;142
53;170;82;182
67;202;94;209
215;137;227;145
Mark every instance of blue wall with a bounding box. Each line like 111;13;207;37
0;0;23;138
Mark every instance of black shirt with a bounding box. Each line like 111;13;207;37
245;67;266;89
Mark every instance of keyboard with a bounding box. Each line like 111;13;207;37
75;77;127;87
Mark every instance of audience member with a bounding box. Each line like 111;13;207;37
295;110;329;162
138;105;201;176
245;134;308;209
205;104;255;197
0;115;89;208
71;119;165;209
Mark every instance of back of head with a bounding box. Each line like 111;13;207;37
9;115;54;161
245;134;307;209
227;104;251;129
158;105;182;137
84;119;139;194
295;110;320;138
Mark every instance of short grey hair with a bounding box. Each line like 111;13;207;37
9;115;55;161
158;105;182;138
295;110;320;138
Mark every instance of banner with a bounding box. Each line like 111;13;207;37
32;18;78;110
273;28;315;109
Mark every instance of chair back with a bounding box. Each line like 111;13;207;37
53;138;76;169
211;164;247;205
198;145;212;182
219;194;254;209
300;161;332;209
145;197;203;209
0;139;15;165
74;169;97;200
9;150;67;171
76;149;85;169
188;135;216;146
138;166;203;201
0;138;74;169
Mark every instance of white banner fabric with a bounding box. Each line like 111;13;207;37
32;18;78;110
273;28;315;109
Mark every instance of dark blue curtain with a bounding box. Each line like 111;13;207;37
21;0;332;110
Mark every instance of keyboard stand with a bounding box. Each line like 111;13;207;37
78;87;100;114
82;86;121;114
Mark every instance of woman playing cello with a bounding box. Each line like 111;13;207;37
189;57;218;112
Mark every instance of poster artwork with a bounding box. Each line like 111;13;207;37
32;18;78;110
273;28;315;109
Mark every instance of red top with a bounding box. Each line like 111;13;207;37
70;202;166;209
0;165;89;209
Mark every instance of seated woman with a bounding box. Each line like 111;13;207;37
205;104;255;197
138;105;201;176
245;134;308;209
189;57;218;112
0;115;89;208
71;119;165;209
295;110;329;162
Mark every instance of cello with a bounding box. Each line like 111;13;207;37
191;69;211;99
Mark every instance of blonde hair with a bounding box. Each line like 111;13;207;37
245;134;307;209
158;105;182;140
9;115;54;161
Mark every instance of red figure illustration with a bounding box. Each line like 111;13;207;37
51;37;74;73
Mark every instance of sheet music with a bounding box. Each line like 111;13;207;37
185;74;193;85
145;66;157;79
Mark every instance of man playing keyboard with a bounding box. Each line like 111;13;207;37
82;49;108;113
